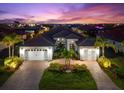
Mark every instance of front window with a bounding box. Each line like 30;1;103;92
56;38;65;44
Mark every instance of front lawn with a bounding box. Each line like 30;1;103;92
39;64;97;90
107;57;124;89
0;65;13;86
98;56;124;89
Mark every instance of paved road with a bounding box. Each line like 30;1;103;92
75;60;120;90
0;61;49;90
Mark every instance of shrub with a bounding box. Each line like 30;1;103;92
48;63;63;72
4;56;23;71
116;68;124;78
72;64;87;72
98;56;111;68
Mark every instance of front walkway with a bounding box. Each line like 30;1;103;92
50;59;120;90
0;61;49;90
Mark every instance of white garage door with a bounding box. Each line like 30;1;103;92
25;48;48;61
80;48;98;60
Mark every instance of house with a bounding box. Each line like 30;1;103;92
96;30;124;53
19;29;99;61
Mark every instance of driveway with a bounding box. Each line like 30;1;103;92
74;60;120;90
0;61;49;90
50;59;120;90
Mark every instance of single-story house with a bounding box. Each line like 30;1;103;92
19;29;99;61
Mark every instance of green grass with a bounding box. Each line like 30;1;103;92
0;65;13;86
39;69;97;90
105;57;124;89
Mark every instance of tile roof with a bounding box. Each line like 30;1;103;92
77;38;96;46
97;30;124;42
52;30;71;38
21;35;55;46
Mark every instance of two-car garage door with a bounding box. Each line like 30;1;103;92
20;47;53;61
25;49;48;60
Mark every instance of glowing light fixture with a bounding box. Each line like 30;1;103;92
57;38;60;41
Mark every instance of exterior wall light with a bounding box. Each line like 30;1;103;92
57;38;60;41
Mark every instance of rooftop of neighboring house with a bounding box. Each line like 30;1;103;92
97;30;124;42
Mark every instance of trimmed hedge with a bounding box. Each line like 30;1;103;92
72;64;87;72
48;63;87;73
48;63;64;72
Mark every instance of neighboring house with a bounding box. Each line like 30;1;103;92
97;30;124;53
19;29;100;61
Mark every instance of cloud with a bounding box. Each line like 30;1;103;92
0;18;28;23
0;4;124;23
0;10;9;14
50;4;124;23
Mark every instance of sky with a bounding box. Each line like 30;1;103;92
0;3;124;24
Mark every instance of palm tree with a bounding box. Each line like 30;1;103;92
62;48;77;69
2;36;13;58
95;37;106;56
62;48;69;67
11;34;23;57
95;37;117;56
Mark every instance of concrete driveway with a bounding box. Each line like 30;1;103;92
0;61;49;90
74;60;120;90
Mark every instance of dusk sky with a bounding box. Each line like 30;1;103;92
0;3;124;24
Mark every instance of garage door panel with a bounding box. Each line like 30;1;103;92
25;48;48;61
80;48;98;61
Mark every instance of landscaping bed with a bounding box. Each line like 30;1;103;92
97;56;124;89
0;56;23;86
39;63;97;90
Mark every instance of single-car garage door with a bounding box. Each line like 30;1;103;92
25;48;48;61
80;47;99;60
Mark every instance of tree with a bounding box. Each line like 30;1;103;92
95;37;117;56
62;48;77;69
2;36;13;58
95;37;106;56
10;33;23;57
2;34;23;58
54;43;65;58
